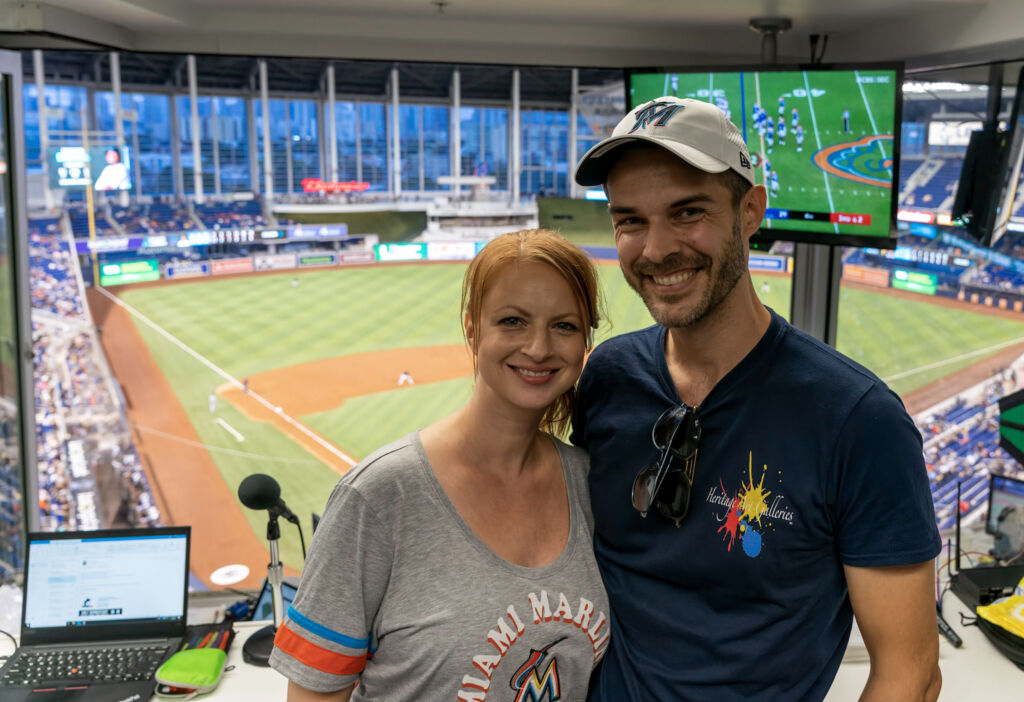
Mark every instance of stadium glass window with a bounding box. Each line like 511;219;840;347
289;100;320;192
176;95;216;196
334;101;359;183
254;98;290;195
400;104;423;193
482;107;509;190
359;102;389;191
214;96;250;193
22;84;87;174
459;106;481;186
521;108;569;197
422;105;450;191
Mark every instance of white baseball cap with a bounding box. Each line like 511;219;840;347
574;96;756;187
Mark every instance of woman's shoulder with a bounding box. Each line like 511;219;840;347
338;432;426;499
550;435;590;479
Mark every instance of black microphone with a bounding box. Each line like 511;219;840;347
238;473;300;525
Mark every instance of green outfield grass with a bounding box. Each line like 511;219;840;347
631;69;897;241
119;266;1024;569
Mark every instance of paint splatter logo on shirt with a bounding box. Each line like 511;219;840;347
706;452;796;558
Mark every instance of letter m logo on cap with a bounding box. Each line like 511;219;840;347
628;102;684;134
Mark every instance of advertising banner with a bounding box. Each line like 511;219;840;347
298;253;338;267
165;261;211;279
289;224;349;239
427;241;477;261
211;257;255;275
99;259;160;286
254;253;297;271
842;264;890;288
75;237;144;254
339;251;375;265
748;255;786;272
375;243;427;261
892;268;937;295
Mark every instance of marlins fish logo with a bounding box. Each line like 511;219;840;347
509;636;567;702
629;102;684;133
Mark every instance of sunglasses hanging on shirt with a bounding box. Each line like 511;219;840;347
631;404;701;527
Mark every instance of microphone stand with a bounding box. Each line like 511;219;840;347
242;510;285;666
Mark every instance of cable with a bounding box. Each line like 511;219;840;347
297;522;306;561
0;627;16;652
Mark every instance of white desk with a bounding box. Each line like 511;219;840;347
218;607;1020;702
1;611;1017;700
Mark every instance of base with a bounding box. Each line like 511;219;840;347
242;623;277;666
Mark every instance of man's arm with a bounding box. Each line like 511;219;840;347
287;681;353;702
844;560;941;702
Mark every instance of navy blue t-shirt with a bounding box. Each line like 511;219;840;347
572;311;941;702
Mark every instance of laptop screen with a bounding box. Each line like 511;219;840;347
22;527;190;645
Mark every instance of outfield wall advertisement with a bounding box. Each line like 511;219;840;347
212;258;255;275
255;254;298;271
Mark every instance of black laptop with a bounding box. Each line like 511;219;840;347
0;527;190;702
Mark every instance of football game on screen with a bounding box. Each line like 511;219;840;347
630;69;898;242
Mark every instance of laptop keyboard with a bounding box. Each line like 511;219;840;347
0;644;170;687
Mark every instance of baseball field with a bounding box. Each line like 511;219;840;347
87;259;1024;584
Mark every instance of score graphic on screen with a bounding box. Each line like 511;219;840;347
49;145;133;191
628;65;901;247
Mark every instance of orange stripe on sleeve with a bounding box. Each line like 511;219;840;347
274;624;367;676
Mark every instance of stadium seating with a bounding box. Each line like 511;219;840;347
194;199;267;229
901;158;963;211
28;216;163;531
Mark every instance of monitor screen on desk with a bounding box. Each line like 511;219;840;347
251;580;297;621
986;473;1024;534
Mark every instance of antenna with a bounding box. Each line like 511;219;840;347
955;480;963;572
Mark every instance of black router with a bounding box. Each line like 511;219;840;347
949;480;1024;609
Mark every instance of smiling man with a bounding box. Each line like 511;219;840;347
571;97;942;702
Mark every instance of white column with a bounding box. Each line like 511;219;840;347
451;68;461;194
169;93;184;196
391;65;401;198
511;69;521;202
284;103;293;194
418;106;424;193
33;50;54;209
110;52;129;206
355;102;362;183
187;54;203;203
569;68;579;199
327;63;338;182
246;97;259;193
259;59;273;202
212;100;221;195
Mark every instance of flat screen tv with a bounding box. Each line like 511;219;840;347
627;64;903;248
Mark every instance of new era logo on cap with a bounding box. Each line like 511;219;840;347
574;96;756;188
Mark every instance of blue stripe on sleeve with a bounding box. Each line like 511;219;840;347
287;605;370;649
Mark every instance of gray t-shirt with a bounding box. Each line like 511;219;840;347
270;432;611;701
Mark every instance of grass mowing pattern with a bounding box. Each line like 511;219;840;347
120;266;1024;568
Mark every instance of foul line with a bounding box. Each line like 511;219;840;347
96;287;358;467
802;71;839;234
853;70;890;175
215;418;244;442
134;425;321;464
882;336;1024;382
